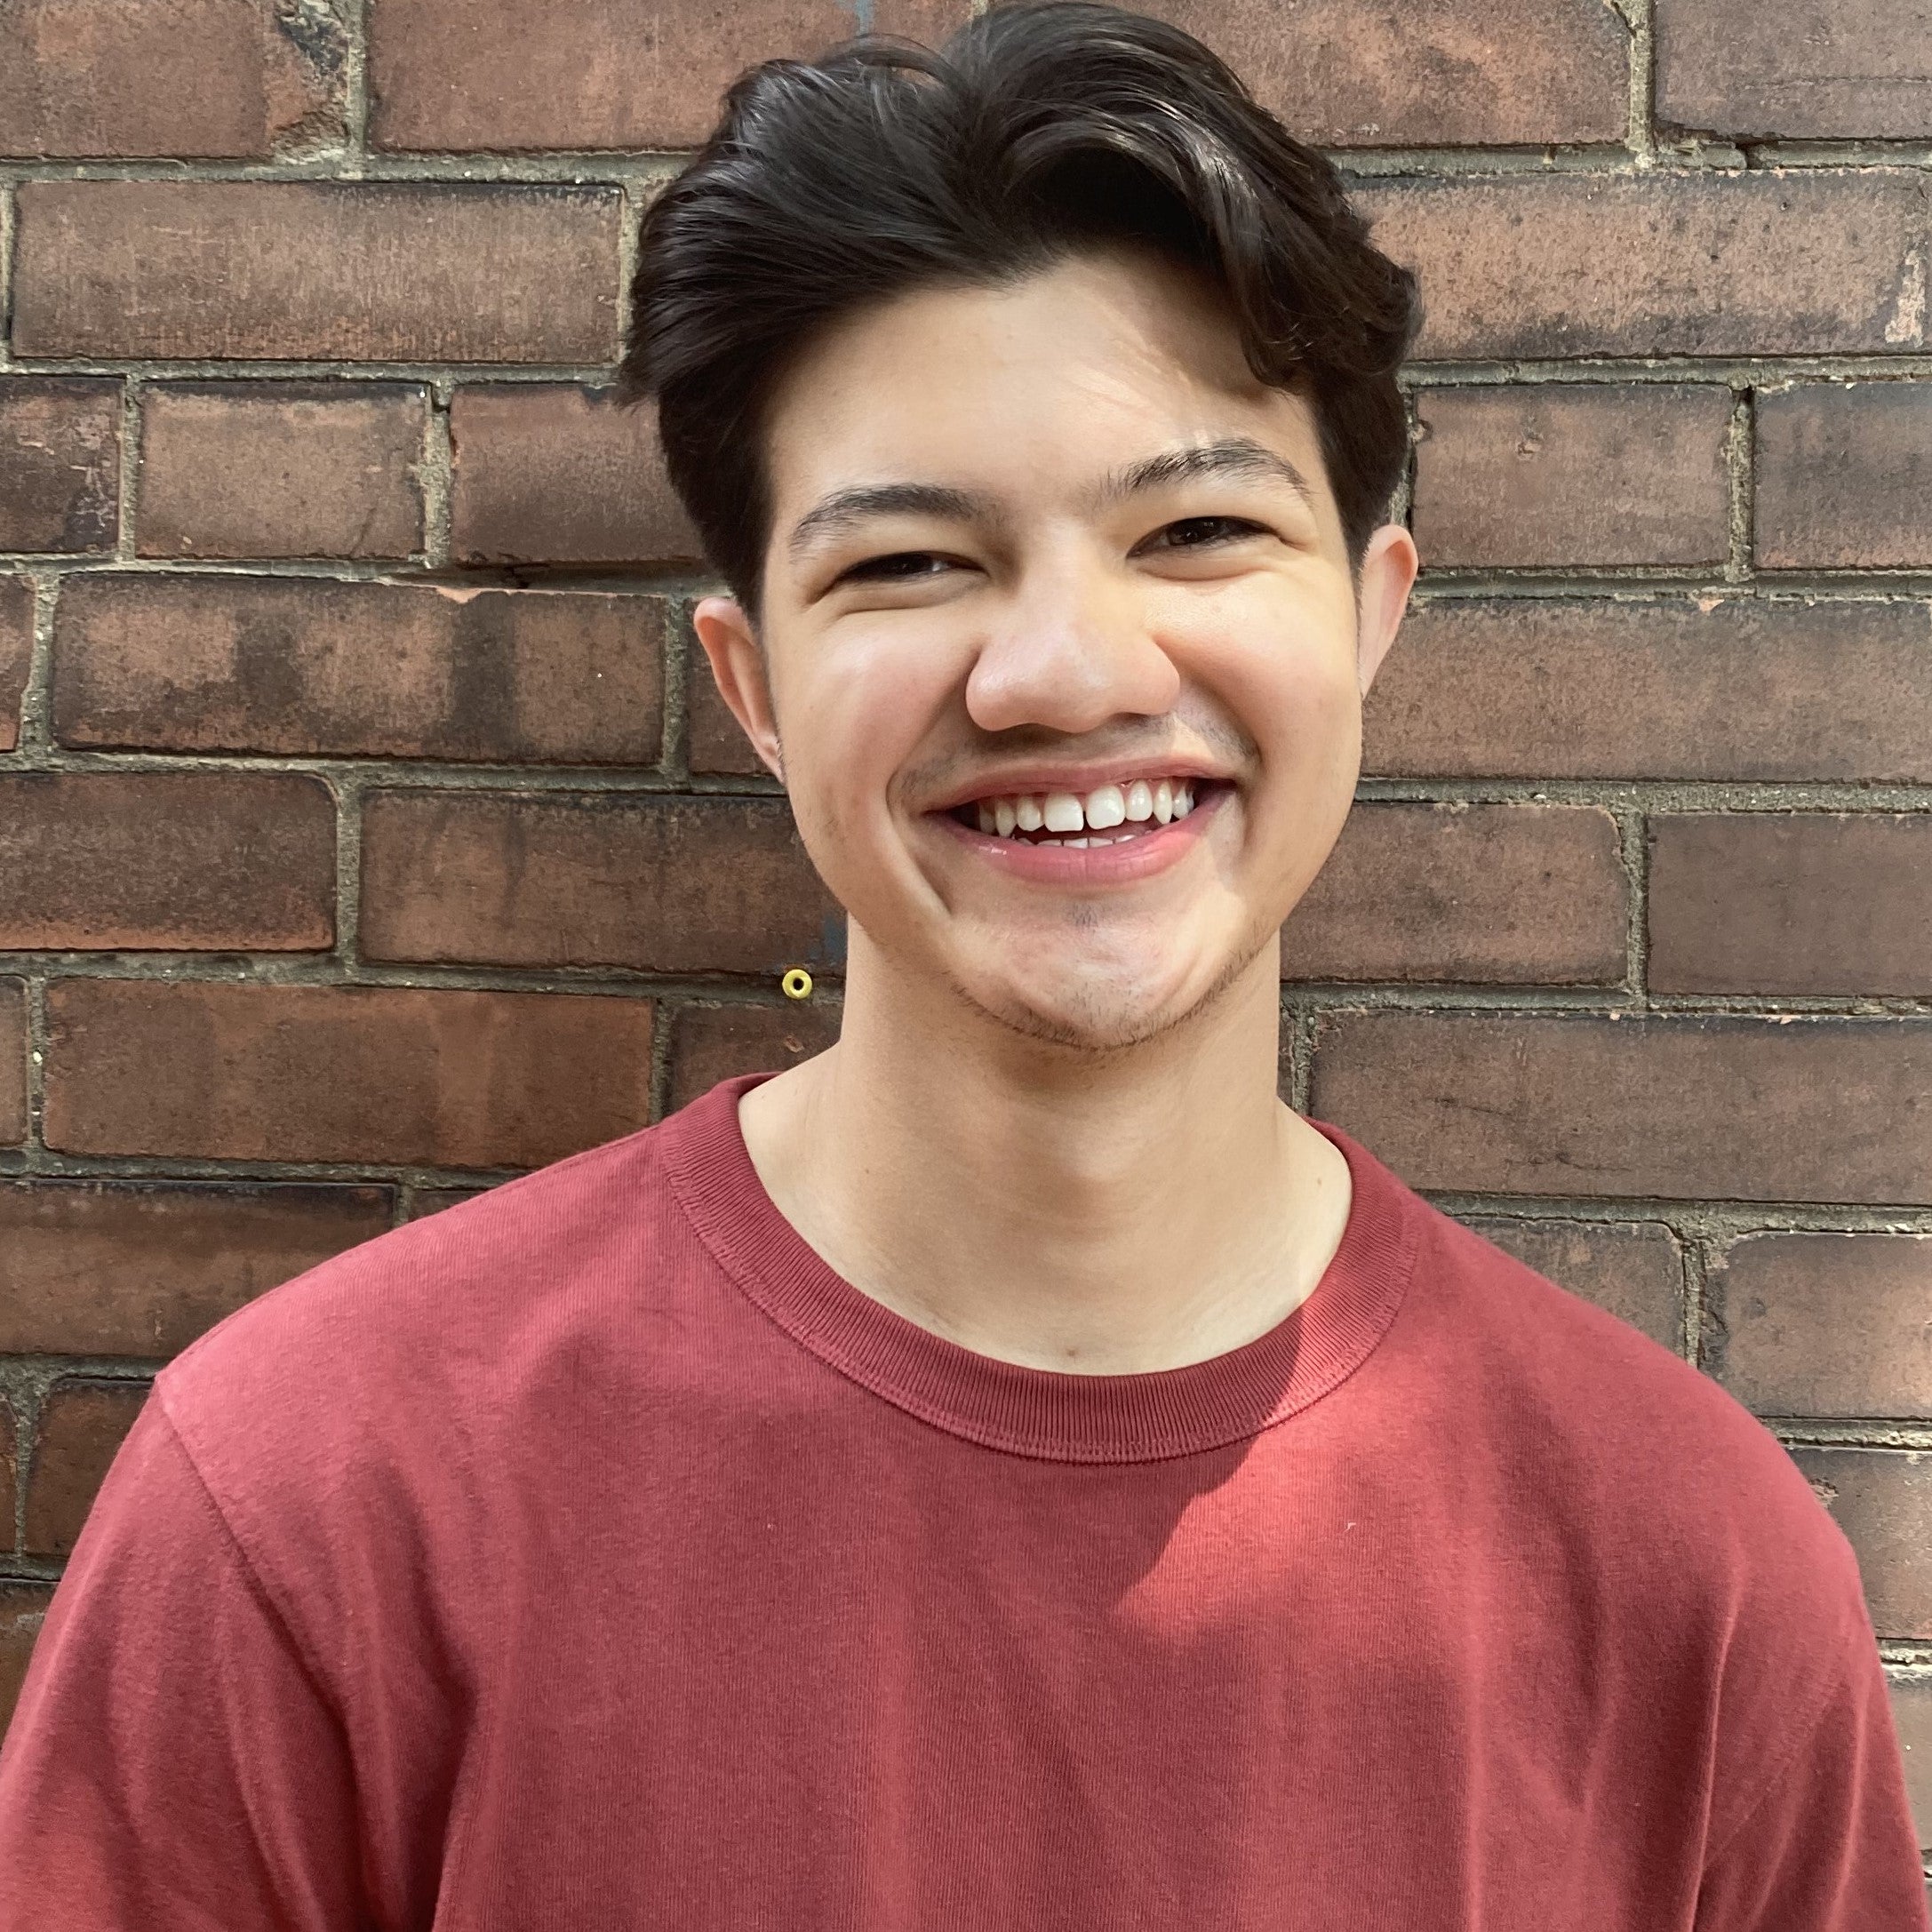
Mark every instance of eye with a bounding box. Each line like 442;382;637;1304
837;550;958;585
1134;515;1271;555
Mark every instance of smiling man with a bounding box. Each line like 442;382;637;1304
1;6;1925;1928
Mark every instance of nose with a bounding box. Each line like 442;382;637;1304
963;555;1180;737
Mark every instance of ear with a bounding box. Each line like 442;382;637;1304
1353;523;1419;699
692;595;785;782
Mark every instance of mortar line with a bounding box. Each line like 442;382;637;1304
661;599;693;781
1681;1233;1714;1369
340;0;371;172
114;374;142;564
331;770;363;964
419;379;453;568
1724;386;1756;583
647;1000;677;1123
1616;806;1649;1001
15;573;57;761
0;181;15;366
1614;0;1657;165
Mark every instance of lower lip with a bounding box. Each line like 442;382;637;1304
930;788;1225;885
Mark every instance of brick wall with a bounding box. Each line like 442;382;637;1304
0;0;1927;1865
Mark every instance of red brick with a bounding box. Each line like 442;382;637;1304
688;659;769;778
450;386;701;567
13;181;620;363
1893;1675;1932;1854
1790;1448;1932;1641
1145;0;1626;146
138;383;427;562
1361;174;1928;360
0;981;25;1147
0;578;31;752
1756;382;1932;571
359;792;842;975
0;1181;391;1357
44;980;655;1170
1459;1218;1683;1350
0;379;120;555
0;1585;54;1736
369;0;972;152
1709;1233;1932;1421
53;576;664;766
1413;386;1732;568
1284;803;1626;985
25;1379;150;1559
0;771;334;952
1365;597;1932;784
0;0;342;158
1310;1012;1932;1205
1650;814;1932;997
668;1001;841;1114
1657;0;1932;140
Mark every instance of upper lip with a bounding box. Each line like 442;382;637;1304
921;758;1232;815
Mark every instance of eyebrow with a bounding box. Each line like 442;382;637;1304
787;483;994;561
1093;436;1317;511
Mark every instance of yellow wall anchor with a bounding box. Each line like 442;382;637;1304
780;967;814;1001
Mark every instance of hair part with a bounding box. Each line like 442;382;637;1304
621;1;1420;616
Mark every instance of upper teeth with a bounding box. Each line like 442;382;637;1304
972;778;1195;839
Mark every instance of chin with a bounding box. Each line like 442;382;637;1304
951;945;1238;1054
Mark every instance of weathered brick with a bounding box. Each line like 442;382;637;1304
0;578;31;752
0;379;120;555
0;1401;15;1547
405;1186;491;1220
1459;1218;1683;1350
1146;0;1626;146
1756;381;1932;570
1893;1674;1932;1854
44;981;656;1170
0;1181;391;1358
0;981;25;1147
54;576;664;766
359;792;843;975
450;386;701;567
1650;814;1932;997
688;658;768;778
1790;1448;1932;1641
1310;1012;1932;1204
0;1585;54;1736
1709;1233;1932;1420
1361;174;1928;360
1413;386;1732;568
1365;597;1932;784
1657;0;1932;140
0;771;334;952
138;383;427;561
668;1001;841;1114
25;1379;150;1559
13;181;620;363
1283;802;1626;985
0;0;342;158
369;0;972;151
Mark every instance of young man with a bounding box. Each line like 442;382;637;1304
1;6;1923;1925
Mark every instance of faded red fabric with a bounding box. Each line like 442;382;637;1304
1;1075;1924;1929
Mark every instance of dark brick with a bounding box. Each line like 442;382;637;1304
0;1585;54;1736
1365;597;1932;784
688;657;768;778
1709;1233;1932;1421
0;771;334;951
25;1379;150;1559
1893;1674;1932;1855
668;1002;841;1114
1650;814;1932;996
1460;1218;1684;1350
359;792;842;975
54;575;664;765
0;578;31;752
1790;1448;1932;1641
1361;173;1928;360
0;1401;15;1547
1657;0;1932;140
405;1186;491;1220
13;180;620;363
369;0;972;151
0;1181;391;1357
1413;386;1732;568
450;386;701;567
0;0;342;158
1756;381;1932;570
138;383;427;561
1146;0;1627;146
1284;802;1626;985
0;981;25;1147
44;980;656;1170
0;379;120;555
1311;1012;1932;1205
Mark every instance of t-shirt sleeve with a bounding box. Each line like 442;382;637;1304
0;1397;368;1932
1696;1622;1929;1930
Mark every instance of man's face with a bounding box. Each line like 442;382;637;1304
697;251;1416;1050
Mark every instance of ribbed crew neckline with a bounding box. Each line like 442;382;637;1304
661;1074;1419;1465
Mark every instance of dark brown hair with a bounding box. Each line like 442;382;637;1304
621;1;1419;613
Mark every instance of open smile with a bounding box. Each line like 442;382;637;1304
932;773;1230;882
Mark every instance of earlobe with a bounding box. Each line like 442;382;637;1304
692;595;786;781
1353;523;1419;699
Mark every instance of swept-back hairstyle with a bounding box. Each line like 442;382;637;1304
621;1;1419;613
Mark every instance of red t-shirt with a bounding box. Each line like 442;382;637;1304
1;1076;1923;1928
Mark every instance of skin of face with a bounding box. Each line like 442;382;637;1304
695;248;1417;1055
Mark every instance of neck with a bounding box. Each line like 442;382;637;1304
737;929;1351;1375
